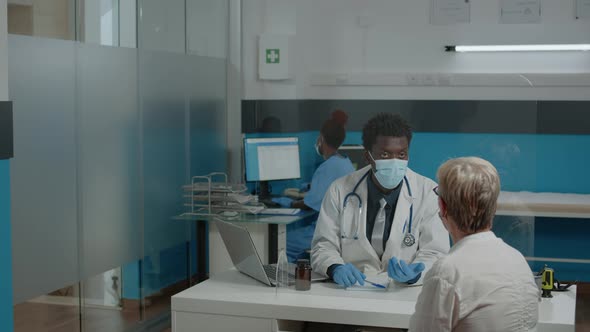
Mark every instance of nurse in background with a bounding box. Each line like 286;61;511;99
273;110;355;262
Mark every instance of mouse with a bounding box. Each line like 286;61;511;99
220;211;238;217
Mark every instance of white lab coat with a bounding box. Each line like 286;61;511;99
409;231;539;332
311;165;450;284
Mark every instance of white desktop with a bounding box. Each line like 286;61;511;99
244;137;301;182
172;269;576;332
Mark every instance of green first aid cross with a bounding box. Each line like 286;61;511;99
266;49;280;64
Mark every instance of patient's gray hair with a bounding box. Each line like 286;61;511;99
437;157;500;233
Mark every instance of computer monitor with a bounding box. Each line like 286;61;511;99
244;137;301;182
338;144;367;170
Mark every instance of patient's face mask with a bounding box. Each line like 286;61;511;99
368;152;408;189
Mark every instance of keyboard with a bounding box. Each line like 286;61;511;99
263;264;295;283
258;208;301;215
259;198;281;208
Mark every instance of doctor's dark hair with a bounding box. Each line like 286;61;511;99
321;110;348;149
362;113;413;151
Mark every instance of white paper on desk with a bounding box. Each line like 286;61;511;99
345;273;390;291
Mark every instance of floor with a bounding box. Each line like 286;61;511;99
577;283;590;332
14;283;590;331
14;295;171;332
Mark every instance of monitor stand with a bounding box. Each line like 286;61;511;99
258;181;271;199
258;181;281;208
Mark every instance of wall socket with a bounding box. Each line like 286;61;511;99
406;74;436;86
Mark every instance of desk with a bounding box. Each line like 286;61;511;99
497;191;590;219
171;269;576;332
173;211;316;281
496;191;590;266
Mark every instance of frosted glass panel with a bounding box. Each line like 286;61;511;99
77;43;141;278
188;56;227;176
185;1;228;174
8;35;79;304
493;216;534;257
139;50;190;296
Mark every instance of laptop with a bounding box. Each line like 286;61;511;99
215;220;327;286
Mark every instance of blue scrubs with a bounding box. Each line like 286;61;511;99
287;154;355;261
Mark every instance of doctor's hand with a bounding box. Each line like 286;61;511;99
333;263;366;287
388;257;425;284
271;197;293;208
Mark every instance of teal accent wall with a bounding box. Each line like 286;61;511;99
1;160;14;331
122;240;195;300
250;130;590;281
409;133;590;193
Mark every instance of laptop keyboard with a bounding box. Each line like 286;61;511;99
263;264;296;282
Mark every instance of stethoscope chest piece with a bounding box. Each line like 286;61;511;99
403;233;416;247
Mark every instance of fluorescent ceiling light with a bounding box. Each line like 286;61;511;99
445;44;590;52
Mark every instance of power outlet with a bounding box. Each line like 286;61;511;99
406;73;441;86
406;74;422;86
437;74;452;86
422;74;436;86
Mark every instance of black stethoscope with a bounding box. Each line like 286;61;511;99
341;170;415;247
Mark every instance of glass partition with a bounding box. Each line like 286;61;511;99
243;99;590;282
9;0;229;330
9;35;79;304
80;0;120;46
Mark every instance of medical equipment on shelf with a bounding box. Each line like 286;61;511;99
181;172;263;216
341;170;415;247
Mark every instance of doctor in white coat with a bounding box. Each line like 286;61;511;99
311;113;450;286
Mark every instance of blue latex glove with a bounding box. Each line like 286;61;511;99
333;263;366;287
387;257;425;284
272;197;293;208
299;182;310;193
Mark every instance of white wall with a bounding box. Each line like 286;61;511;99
1;0;7;100
243;0;590;100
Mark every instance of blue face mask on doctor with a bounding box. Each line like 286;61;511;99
368;152;408;189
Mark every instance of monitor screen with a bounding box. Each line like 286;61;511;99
244;137;301;181
338;144;367;170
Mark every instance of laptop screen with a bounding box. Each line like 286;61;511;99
215;220;272;286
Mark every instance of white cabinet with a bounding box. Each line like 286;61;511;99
173;312;273;332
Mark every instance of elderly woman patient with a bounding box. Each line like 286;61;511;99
409;157;538;332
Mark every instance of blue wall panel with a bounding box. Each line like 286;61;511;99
1;160;14;331
410;133;590;193
249;131;590;194
249;130;590;281
122;261;141;300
